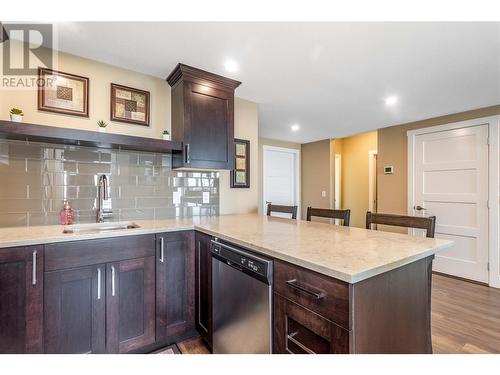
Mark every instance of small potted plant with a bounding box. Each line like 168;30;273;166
10;108;24;122
97;120;108;133
162;130;171;141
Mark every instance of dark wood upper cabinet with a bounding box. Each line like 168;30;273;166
156;231;196;340
195;231;213;349
0;246;43;354
167;63;241;170
106;257;156;353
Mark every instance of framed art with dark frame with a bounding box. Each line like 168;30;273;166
231;138;250;188
38;68;89;117
110;83;150;126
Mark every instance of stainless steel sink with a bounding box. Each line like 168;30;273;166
62;222;140;234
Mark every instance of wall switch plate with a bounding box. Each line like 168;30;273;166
321;190;326;197
384;166;394;174
203;191;210;204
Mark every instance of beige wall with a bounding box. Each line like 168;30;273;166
377;105;500;219
220;99;259;215
301;139;332;220
1;41;260;216
258;137;301;215
338;131;377;228
0;41;170;139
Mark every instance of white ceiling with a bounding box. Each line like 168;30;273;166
51;22;500;143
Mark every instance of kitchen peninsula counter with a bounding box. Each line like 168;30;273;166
0;214;451;283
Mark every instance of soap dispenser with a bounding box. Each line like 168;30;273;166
60;200;75;225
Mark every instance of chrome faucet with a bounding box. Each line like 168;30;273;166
96;174;112;223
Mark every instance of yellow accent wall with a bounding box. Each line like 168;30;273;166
338;131;378;228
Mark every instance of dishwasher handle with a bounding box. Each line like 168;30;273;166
224;259;244;272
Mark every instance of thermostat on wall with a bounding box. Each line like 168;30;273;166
384;166;394;174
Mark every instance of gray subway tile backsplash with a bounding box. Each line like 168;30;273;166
0;139;219;227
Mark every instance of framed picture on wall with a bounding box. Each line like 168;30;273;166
38;68;89;117
231;139;250;188
110;83;150;126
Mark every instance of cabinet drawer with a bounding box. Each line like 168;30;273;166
273;293;349;354
274;260;350;329
45;234;155;271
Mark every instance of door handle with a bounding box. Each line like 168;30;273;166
32;250;37;286
159;237;165;263
185;143;190;164
414;205;427;211
97;267;102;300
111;265;116;297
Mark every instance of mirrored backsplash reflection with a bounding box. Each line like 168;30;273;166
0;139;219;227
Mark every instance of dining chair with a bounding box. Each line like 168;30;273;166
266;203;298;219
306;207;351;227
365;211;436;238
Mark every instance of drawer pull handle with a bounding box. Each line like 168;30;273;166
287;332;316;354
285;279;325;300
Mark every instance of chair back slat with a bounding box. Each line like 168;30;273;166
267;203;298;219
366;211;436;238
306;207;351;227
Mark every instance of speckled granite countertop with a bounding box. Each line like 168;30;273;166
0;214;453;283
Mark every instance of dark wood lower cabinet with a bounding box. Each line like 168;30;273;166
195;231;213;348
43;235;157;354
106;256;156;353
274;256;435;354
44;264;106;353
273;293;349;354
156;231;195;341
0;246;43;353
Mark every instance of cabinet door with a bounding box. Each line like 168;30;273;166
184;82;235;170
195;231;213;348
106;256;156;353
156;231;195;340
273;293;349;354
0;246;43;353
44;264;105;353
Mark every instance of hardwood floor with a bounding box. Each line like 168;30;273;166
177;274;500;354
177;336;211;354
432;273;500;354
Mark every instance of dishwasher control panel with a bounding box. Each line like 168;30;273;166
211;239;272;282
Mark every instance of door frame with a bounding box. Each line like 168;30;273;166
262;145;301;218
368;150;378;213
334;154;342;209
407;116;500;288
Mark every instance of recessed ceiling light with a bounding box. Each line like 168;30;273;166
385;95;398;106
224;59;238;73
291;124;300;132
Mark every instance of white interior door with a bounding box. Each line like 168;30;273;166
263;146;300;218
412;125;489;283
